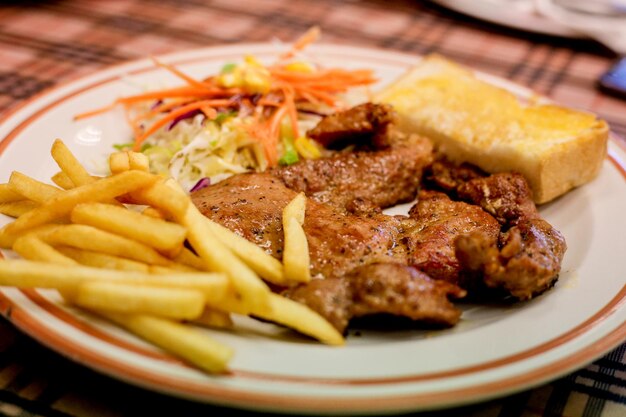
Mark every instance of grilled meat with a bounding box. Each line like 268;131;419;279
456;218;567;300
457;172;539;225
307;103;398;149
191;172;401;280
191;103;568;332
282;263;466;333
404;190;501;286
454;173;567;299
426;159;486;194
272;139;433;212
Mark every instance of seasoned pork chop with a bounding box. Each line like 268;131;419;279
282;263;466;333
404;190;501;286
454;173;567;299
191;172;401;280
307;103;398;149
272;140;433;212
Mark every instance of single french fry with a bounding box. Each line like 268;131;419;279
260;293;344;346
204;291;344;346
57;246;150;272
9;171;62;203
190;308;233;329
0;170;157;247
205;220;285;285
283;192;306;224
34;224;175;267
148;264;197;274
50;171;75;190
75;281;205;320
142;206;166;220
51;139;96;186
0;183;24;203
0;260;229;303
128;179;189;221
182;205;271;315
13;235;77;266
282;218;311;283
95;311;233;373
109;152;130;174
128;151;149;171
71;203;187;253
173;247;206;270
0;201;40;218
282;193;310;283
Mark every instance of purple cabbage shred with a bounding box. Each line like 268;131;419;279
190;177;211;192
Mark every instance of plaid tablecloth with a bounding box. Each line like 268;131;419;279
0;1;624;416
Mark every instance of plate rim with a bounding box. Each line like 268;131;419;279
0;43;625;414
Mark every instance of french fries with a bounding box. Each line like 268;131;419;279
51;139;96;186
75;282;205;320
205;219;285;285
282;193;311;283
33;224;177;266
109;151;150;174
8;171;62;203
51;171;75;189
0;183;25;203
13;234;77;265
0;200;39;217
71;203;187;254
98;312;233;373
0;170;157;247
0;139;345;375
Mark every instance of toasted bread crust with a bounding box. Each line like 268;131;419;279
375;55;609;204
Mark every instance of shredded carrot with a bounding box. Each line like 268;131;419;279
151;57;213;90
74;103;118;120
200;105;217;120
280;26;320;60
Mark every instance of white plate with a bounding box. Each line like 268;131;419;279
431;0;584;37
0;44;625;415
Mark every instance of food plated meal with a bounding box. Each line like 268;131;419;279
0;38;624;414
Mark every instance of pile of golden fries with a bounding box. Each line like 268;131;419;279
0;139;343;374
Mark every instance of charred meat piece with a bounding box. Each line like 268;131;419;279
283;263;466;333
456;218;567;300
426;159;486;193
191;172;401;280
307;103;398;149
457;172;539;225
405;190;501;286
272;139;433;212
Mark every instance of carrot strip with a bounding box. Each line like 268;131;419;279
74;103;118;120
132;99;232;150
200;106;217;119
132;98;195;124
280;26;320;60
151;57;213;90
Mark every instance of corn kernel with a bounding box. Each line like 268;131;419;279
244;55;263;67
294;136;321;159
285;62;314;73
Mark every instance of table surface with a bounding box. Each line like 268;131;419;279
0;1;625;416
